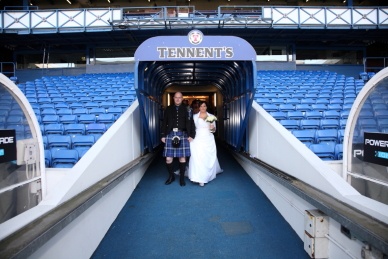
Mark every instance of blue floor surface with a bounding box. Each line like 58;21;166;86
91;145;310;259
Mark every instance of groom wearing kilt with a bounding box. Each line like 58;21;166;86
161;92;195;186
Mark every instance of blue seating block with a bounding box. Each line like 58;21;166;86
309;143;336;160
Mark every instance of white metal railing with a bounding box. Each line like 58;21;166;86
0;6;387;33
248;101;388;224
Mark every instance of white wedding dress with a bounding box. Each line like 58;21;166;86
188;113;223;184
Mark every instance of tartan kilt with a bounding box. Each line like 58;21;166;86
163;131;191;157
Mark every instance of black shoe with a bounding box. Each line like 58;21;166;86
180;176;186;186
165;175;175;185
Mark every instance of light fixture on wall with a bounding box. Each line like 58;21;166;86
343;0;347;3
107;0;111;3
29;1;33;5
67;0;72;4
306;0;309;2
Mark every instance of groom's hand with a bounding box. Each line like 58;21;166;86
161;137;166;143
188;137;193;142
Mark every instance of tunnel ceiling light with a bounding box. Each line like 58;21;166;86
343;0;347;3
67;0;72;4
29;1;33;5
107;0;111;3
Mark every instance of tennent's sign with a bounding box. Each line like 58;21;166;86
135;30;256;61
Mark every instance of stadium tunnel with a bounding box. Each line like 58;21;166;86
133;30;257;153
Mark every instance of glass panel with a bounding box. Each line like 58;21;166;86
0;82;41;222
0;179;41;224
349;77;388;205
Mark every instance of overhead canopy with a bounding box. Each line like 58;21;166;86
133;30;256;152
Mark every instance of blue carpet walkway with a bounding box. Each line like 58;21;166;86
91;145;310;259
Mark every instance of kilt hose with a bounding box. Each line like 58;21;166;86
163;131;191;158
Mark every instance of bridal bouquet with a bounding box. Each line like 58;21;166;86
205;115;217;133
205;115;217;123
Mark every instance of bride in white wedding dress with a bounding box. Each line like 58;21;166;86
188;101;223;187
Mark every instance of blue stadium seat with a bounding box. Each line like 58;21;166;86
106;107;123;117
93;96;106;103
44;124;65;135
64;124;85;135
315;129;339;143
79;97;93;103
305;111;323;120
374;110;388;119
96;114;115;123
42;115;60;124
78;114;96;124
89;108;106;116
255;98;271;105
74;147;90;159
56;108;73;116
41;108;57;116
300;98;316;105
300;119;320;130
269;112;287;120
44;149;52;167
271;98;285;105
279;120;299;130
295;104;311;112
315;99;329;105
70;103;85;109
99;101;115;109
309;143;336;160
55;103;70;110
287;111;305;120
72;135;95;148
311;104;328;112
359;110;375;119
320;119;340;129
337;129;345;143
263;104;279;112
323;110;340;120
292;130;316;143
327;104;343;111
339;119;347;129
73;108;89;116
372;104;387;111
339;110;349;120
88;133;103;141
279;104;295;112
51;149;79;168
86;123;107;134
6;115;23;125
48;135;72;149
84;102;100;109
115;101;130;109
60;115;78;124
359;118;378;130
342;104;353;110
335;144;343;160
9;110;24;116
374;117;388;130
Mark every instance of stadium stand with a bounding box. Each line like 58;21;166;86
255;70;368;161
12;73;136;168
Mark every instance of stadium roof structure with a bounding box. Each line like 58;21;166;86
0;5;387;53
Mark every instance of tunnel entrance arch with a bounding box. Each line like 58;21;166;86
134;30;257;153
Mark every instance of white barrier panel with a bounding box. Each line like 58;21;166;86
0;100;142;240
248;101;388;224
